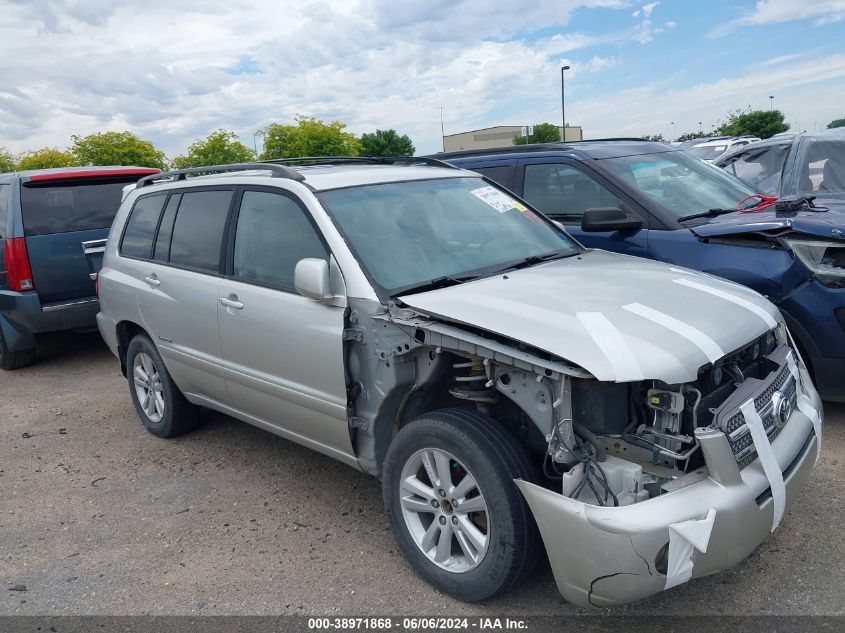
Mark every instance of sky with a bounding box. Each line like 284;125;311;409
1;0;844;159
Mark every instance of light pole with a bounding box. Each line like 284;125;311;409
253;131;262;156
671;121;676;142
698;121;702;134
437;107;445;152
561;65;570;141
769;95;774;110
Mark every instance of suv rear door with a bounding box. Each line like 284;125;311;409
20;170;158;305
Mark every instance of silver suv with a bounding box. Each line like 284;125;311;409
97;159;823;606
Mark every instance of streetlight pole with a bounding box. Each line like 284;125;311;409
437;107;445;152
769;95;774;110
561;65;570;142
671;121;675;142
698;121;702;134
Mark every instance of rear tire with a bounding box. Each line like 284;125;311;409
0;329;36;370
382;408;541;602
126;334;200;437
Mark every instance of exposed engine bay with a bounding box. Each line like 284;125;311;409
347;299;791;509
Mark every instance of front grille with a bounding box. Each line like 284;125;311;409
717;362;796;470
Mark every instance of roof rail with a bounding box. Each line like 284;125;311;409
429;138;651;159
136;163;305;188
260;156;459;170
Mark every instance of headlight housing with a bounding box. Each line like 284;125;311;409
787;238;845;287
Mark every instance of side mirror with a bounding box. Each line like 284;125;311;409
581;207;643;233
295;258;333;301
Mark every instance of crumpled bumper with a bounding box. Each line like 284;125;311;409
517;366;823;607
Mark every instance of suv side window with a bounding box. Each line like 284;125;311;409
120;194;167;259
522;163;621;222
168;190;233;272
721;145;789;195
473;166;511;187
232;190;328;291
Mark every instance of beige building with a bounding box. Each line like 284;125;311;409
442;125;583;152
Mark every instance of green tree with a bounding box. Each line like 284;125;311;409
644;134;666;142
172;129;255;169
676;131;706;143
71;131;167;169
15;148;78;170
715;109;789;139
359;129;415;156
827;118;845;129
513;123;562;145
260;117;360;159
0;147;15;172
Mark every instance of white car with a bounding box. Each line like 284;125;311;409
687;136;761;163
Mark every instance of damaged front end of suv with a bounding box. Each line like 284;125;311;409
342;251;822;607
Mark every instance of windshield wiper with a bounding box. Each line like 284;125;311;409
677;208;737;222
392;273;481;296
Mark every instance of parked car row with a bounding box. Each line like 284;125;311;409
0;147;830;607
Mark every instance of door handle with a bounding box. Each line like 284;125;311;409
219;296;244;310
144;275;160;287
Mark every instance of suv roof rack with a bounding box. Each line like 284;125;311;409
260;156;459;170
136;163;305;188
430;138;650;159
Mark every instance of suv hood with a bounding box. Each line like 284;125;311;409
690;202;845;240
399;250;780;384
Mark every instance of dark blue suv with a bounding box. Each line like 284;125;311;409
439;141;845;401
0;166;159;369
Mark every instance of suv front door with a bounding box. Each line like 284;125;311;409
515;158;650;256
217;188;353;458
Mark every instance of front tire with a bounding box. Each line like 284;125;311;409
382;408;541;601
126;334;199;437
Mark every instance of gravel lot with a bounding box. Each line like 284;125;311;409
1;331;843;616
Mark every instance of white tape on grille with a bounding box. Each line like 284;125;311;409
576;312;644;382
623;303;724;363
787;352;822;462
673;278;778;329
740;399;785;532
664;508;716;590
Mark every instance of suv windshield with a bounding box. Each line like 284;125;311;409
599;150;757;220
687;144;727;160
318;177;581;294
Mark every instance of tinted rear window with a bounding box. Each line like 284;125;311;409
120;194;167;259
168;190;232;272
21;178;135;236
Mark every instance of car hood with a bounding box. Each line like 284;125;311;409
398;250;780;385
691;202;845;239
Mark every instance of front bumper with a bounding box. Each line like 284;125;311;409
517;364;822;607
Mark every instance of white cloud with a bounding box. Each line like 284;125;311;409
665;20;677;28
642;2;660;18
710;0;845;37
0;0;639;157
587;55;618;72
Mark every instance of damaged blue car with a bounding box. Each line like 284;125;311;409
441;141;845;401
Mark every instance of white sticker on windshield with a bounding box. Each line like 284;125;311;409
470;186;518;213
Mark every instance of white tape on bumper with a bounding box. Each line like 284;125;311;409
740;399;785;532
623;302;724;363
664;508;717;590
673;278;778;329
787;352;822;462
576;312;644;382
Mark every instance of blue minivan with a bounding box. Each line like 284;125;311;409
0;166;159;369
439;141;845;401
